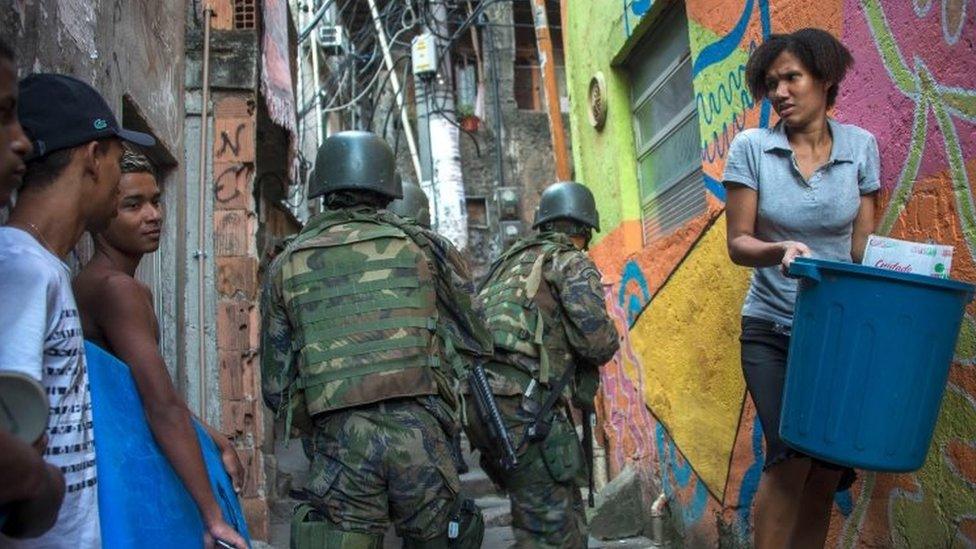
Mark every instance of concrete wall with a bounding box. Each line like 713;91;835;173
1;0;186;161
1;0;189;382
380;2;570;279
458;2;573;279
566;0;976;545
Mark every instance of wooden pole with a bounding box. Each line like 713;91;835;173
559;0;569;46
529;0;571;181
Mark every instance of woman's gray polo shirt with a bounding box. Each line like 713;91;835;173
722;119;881;326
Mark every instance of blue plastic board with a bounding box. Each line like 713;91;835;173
86;341;250;548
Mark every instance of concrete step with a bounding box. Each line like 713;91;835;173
460;468;502;499
475;495;512;527
588;536;657;548
483;525;516;547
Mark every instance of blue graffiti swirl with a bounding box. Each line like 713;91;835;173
692;0;755;77
656;424;709;525
619;260;651;327
736;415;765;539
631;0;653;17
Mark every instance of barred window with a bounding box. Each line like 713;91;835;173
625;3;705;244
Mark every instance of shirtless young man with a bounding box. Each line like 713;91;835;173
73;149;247;549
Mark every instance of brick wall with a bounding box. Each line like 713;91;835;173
212;93;269;540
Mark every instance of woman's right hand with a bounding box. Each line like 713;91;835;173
780;241;812;275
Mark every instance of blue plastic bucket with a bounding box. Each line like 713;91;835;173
781;257;974;472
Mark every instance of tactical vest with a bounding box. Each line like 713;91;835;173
281;217;441;415
479;236;574;384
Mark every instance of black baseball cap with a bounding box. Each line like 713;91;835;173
18;73;156;162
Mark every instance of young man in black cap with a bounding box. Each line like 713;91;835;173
0;73;154;548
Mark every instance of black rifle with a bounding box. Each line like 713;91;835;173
581;409;595;507
468;361;519;471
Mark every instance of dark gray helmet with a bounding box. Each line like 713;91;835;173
308;131;402;200
388;177;431;228
532;181;600;232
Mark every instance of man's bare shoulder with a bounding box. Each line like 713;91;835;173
75;266;152;315
102;272;152;301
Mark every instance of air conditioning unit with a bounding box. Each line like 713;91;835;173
317;25;349;55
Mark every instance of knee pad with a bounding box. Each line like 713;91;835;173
290;503;383;549
402;498;485;549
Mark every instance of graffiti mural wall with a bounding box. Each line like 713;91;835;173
565;0;976;544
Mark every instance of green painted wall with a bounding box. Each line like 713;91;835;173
564;2;643;246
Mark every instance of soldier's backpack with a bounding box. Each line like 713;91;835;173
478;237;574;385
280;214;444;419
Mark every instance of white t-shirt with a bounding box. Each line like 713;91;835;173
0;227;101;548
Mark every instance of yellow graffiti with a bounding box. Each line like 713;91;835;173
629;216;752;497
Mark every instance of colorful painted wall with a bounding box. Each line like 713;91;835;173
565;0;976;545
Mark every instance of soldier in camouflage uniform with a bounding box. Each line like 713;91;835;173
465;181;620;548
260;131;493;548
387;177;431;229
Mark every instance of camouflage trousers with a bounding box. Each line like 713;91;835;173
303;397;461;542
465;389;587;548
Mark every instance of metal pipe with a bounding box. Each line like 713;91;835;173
310;20;324;145
484;13;505;188
367;0;423;184
197;4;213;420
294;1;308;208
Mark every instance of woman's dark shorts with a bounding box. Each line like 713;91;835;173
740;316;856;492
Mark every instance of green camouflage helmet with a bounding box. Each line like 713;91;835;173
388;177;432;228
309;131;402;200
532;181;600;232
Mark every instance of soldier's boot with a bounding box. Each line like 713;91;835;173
290;503;383;549
402;498;484;549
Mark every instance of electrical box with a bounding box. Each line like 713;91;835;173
495;187;520;221
317;25;349;55
498;221;522;248
411;32;438;77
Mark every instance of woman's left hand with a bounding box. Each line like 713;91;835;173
780;241;812;275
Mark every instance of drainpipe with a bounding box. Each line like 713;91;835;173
294;1;308;211
483;11;504;189
650;493;668;546
197;4;214;420
366;0;423;184
310;11;324;145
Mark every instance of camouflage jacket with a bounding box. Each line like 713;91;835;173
260;206;492;423
479;232;620;392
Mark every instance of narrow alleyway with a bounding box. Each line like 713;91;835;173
264;435;515;548
6;0;973;545
263;436;656;548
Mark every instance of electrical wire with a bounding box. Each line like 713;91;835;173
295;0;519;188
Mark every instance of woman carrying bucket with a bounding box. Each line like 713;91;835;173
723;29;880;548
